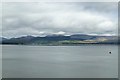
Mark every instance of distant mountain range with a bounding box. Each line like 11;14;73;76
0;34;118;45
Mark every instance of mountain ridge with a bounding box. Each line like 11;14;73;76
1;34;118;45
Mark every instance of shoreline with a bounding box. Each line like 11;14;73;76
1;43;119;47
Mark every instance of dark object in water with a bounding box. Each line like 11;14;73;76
109;52;111;54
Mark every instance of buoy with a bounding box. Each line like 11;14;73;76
109;52;111;54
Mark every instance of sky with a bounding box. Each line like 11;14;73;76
2;2;118;38
1;0;119;2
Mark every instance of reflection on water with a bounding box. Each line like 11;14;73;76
2;45;118;78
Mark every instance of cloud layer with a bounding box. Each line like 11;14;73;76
2;2;118;38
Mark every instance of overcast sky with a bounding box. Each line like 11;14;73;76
2;2;118;38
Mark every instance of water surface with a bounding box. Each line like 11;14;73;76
2;45;118;78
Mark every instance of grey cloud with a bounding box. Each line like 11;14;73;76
2;2;118;38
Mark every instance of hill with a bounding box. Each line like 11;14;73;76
1;34;118;45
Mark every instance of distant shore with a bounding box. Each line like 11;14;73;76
1;34;118;46
1;43;119;46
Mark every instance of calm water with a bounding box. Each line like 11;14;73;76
2;45;118;78
0;45;2;79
